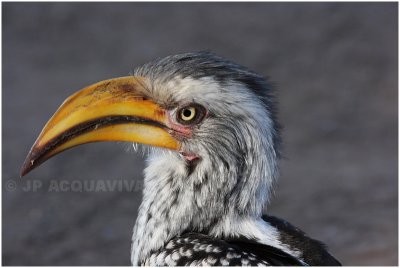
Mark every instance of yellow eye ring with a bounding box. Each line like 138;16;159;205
180;107;196;121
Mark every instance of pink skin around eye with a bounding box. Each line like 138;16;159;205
166;113;193;137
166;112;200;162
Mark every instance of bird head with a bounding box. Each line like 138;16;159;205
21;52;280;217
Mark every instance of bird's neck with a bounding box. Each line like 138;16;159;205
131;140;278;265
131;152;223;265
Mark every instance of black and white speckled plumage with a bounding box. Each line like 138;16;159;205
129;52;341;266
144;232;302;266
143;215;340;266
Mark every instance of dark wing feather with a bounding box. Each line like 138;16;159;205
263;215;342;266
227;238;306;266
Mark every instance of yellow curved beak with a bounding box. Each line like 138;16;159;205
20;76;179;177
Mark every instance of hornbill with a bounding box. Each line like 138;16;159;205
21;52;341;266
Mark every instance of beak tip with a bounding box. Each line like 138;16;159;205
20;148;39;177
20;157;32;177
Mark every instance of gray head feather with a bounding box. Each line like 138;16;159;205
135;51;281;153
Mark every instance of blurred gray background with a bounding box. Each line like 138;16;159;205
2;2;397;266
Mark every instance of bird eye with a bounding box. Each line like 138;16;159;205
180;107;196;121
177;104;206;125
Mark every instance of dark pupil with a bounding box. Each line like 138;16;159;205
183;109;192;118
